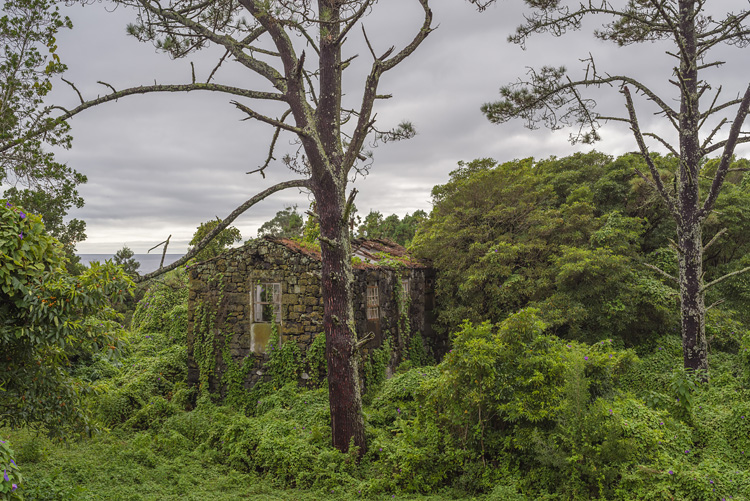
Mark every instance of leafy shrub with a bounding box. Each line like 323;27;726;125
706;308;747;354
130;270;189;335
304;333;327;388
0;439;22;499
1;201;133;438
415;309;651;496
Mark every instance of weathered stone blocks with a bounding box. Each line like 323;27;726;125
187;237;438;395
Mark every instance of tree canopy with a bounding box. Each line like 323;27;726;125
0;200;133;438
188;218;242;262
1;0;87;271
357;209;427;247
257;205;304;240
413;151;750;349
472;0;750;373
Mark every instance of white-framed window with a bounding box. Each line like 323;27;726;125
400;279;410;310
401;279;410;297
253;283;281;323
366;285;379;320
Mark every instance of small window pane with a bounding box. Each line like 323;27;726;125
253;283;282;323
366;285;379;320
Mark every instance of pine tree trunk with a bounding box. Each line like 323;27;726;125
678;224;708;371
676;0;708;374
313;173;367;456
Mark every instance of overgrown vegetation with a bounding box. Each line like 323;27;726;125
412;152;750;348
4;152;750;499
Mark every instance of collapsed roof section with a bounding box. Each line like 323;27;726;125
261;237;428;269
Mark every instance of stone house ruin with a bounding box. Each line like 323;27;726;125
186;237;437;393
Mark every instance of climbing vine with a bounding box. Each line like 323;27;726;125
363;338;392;391
191;273;225;395
305;332;327;388
265;323;304;388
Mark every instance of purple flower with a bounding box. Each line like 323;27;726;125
18;232;23;239
12;483;17;491
669;470;674;475
19;212;25;219
3;469;8;481
584;356;589;361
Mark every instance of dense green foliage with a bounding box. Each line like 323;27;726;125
6;298;750;499
1;0;87;274
357;209;427;246
112;245;140;278
187;218;242;262
0;201;133;439
257;205;304;239
412;152;750;346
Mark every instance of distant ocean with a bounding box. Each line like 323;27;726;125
77;254;185;275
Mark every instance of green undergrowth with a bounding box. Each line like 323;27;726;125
5;271;750;499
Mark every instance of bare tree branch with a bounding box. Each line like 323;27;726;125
136;178;310;282
700;82;750;220
248;109;293;177
622;85;680;222
232;101;304;135
701;265;750;293
342;0;433;173
644;262;679;284
61;78;83;104
703;228;727;253
0;82;285;155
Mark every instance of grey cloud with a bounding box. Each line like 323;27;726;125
40;1;750;253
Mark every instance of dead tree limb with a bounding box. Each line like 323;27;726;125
136;178;309;282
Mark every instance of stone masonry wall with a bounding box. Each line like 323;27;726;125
187;238;435;394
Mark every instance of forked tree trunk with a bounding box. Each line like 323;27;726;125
313;172;367;455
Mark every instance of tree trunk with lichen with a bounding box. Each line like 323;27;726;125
678;224;707;371
676;0;708;373
312;171;366;455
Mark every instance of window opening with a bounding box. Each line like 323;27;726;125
401;279;410;297
253;283;281;323
366;285;379;320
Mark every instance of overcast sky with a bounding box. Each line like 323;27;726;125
33;0;750;254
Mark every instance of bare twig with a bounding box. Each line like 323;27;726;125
701;265;750;293
703;228;727;253
644;262;679;284
61;78;84;104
